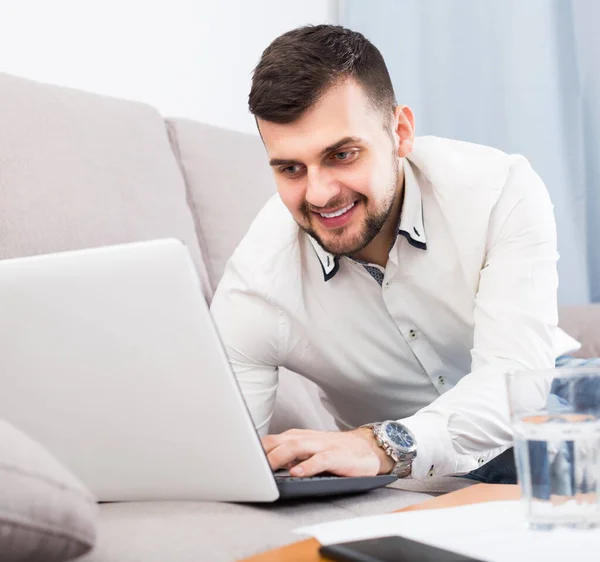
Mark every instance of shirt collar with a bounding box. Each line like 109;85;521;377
308;159;427;282
398;158;427;250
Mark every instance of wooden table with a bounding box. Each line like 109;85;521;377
241;483;521;562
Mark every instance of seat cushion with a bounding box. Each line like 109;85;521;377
0;72;211;299
0;420;97;562
82;487;440;562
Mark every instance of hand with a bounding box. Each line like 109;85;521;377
261;428;395;478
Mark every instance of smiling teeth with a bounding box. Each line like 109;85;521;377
319;202;356;218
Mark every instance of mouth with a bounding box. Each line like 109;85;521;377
312;200;359;229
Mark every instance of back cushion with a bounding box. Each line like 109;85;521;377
167;119;338;432
559;304;600;358
0;72;211;298
166;119;276;292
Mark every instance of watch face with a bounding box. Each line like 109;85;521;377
384;422;415;451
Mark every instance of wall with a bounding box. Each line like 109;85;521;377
0;0;337;134
340;0;595;304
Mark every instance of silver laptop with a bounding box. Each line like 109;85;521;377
0;239;396;502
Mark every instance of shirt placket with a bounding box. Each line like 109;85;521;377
382;249;450;396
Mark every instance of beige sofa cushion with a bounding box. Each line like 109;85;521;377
165;120;337;432
0;72;211;299
83;486;439;562
0;420;97;562
166;119;276;292
559;304;600;358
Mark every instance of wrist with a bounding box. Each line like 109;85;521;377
355;427;395;475
358;421;417;478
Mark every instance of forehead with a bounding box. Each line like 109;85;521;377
258;80;384;160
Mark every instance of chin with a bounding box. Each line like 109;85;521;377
312;228;368;256
296;210;372;256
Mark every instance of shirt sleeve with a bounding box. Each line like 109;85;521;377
398;155;559;479
210;259;282;437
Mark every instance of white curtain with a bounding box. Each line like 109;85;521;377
340;0;600;304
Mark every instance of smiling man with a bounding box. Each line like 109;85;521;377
210;25;580;482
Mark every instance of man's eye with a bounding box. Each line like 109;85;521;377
331;151;356;162
281;165;302;176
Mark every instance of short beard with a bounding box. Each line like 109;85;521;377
299;164;401;257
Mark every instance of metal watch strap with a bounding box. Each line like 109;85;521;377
362;422;415;477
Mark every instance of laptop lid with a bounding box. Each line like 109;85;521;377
0;239;279;502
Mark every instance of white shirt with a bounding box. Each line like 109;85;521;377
210;136;580;480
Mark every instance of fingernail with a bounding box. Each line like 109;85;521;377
292;466;304;476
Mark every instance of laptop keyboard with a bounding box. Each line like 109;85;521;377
274;471;341;482
272;470;398;499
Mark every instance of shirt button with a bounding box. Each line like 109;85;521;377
384;281;390;288
408;329;418;340
478;457;485;466
438;376;445;385
427;465;435;478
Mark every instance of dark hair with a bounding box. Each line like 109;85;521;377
249;25;397;124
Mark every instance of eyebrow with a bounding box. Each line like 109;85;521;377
269;136;364;167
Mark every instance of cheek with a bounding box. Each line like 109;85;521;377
363;156;396;199
336;162;380;200
277;182;306;215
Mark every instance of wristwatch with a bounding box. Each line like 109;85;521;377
362;420;417;477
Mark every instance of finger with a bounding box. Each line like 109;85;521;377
266;439;326;471
261;429;318;454
290;451;336;477
261;433;295;454
261;434;279;453
291;449;378;478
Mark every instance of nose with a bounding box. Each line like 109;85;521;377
305;167;341;209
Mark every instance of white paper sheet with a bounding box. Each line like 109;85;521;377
294;500;600;561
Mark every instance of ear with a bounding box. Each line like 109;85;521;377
392;106;415;158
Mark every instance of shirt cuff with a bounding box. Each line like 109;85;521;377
398;411;475;479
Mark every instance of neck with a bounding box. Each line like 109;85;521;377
350;177;405;268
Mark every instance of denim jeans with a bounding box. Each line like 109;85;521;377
462;356;600;486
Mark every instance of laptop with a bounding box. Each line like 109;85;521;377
0;239;396;502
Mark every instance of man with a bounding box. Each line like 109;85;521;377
210;24;581;483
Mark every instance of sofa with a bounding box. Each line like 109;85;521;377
1;71;599;562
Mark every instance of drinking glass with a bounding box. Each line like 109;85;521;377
506;367;600;529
